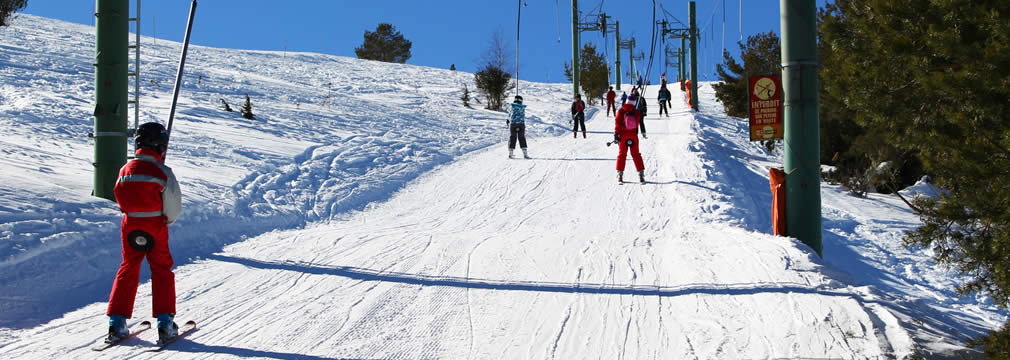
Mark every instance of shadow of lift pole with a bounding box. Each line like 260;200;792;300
209;254;849;299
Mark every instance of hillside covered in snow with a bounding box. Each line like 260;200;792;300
0;15;1006;359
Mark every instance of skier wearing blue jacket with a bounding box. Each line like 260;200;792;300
505;95;530;159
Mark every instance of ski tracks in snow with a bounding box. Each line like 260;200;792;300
188;88;907;359
2;85;912;359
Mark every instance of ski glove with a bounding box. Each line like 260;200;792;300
613;133;620;143
642;132;648;139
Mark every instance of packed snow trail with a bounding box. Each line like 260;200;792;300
0;87;912;359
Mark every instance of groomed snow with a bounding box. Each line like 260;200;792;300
0;15;1005;359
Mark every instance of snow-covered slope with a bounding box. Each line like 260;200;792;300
0;14;572;330
0;15;1006;359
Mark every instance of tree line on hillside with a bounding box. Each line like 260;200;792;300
1;0;27;27
715;1;1010;356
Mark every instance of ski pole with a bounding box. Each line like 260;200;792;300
164;0;197;161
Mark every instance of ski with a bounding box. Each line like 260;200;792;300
91;321;151;351
146;320;197;352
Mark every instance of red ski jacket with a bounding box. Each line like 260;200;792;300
606;90;617;102
114;148;182;225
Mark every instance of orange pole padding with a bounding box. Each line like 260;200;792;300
769;167;787;236
685;80;693;108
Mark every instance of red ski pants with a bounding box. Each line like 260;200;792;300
607;100;617;116
107;216;175;318
616;133;645;172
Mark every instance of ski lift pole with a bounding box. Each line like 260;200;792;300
164;0;197;161
517;0;525;97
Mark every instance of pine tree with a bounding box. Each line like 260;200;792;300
820;1;1010;353
240;94;255;120
562;43;610;105
711;31;781;119
474;30;515;111
475;65;513;111
354;23;412;63
450;64;456;71
0;0;27;27
460;85;471;108
220;98;232;112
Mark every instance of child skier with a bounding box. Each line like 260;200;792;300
614;94;646;183
605;86;617;116
106;122;183;344
506;95;530;159
658;83;671;117
620;91;628;105
571;93;587;139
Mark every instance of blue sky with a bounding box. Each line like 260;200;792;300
23;1;829;85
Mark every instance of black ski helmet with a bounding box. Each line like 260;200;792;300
135;122;169;154
514;95;523;104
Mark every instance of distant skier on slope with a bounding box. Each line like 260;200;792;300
571;93;587;139
605;86;617;116
614;94;646;183
658;82;671;117
506;95;531;159
620;91;628;105
105;122;182;345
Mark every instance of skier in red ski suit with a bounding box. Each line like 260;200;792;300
605;86;617;116
106;122;182;344
571;93;587;138
614;94;646;183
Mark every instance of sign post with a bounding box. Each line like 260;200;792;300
748;75;783;141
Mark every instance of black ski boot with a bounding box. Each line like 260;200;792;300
157;313;178;345
106;315;128;343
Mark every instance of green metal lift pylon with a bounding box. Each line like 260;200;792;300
93;0;130;201
689;1;698;111
781;0;822;256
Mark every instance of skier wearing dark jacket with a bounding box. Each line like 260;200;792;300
635;90;648;139
658;84;671;117
106;122;182;345
614;94;646;183
571;93;587;139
